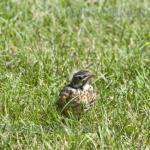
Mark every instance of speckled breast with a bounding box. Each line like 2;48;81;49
57;84;96;115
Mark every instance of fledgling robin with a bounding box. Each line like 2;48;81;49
56;70;96;116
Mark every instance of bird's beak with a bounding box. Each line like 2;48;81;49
89;74;95;78
83;73;95;81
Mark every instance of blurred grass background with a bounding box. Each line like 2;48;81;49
0;0;150;149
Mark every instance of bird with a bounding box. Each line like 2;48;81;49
56;70;96;116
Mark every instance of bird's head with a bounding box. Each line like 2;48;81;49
70;70;94;89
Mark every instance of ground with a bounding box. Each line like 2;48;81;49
0;0;150;149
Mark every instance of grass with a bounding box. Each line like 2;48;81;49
0;0;150;149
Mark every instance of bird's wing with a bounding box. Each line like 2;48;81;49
57;86;78;109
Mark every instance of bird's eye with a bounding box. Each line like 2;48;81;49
78;76;82;80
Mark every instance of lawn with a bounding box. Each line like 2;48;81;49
0;0;150;149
